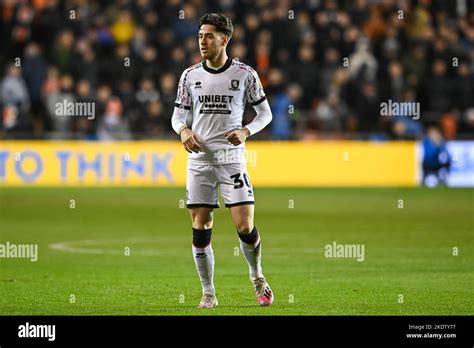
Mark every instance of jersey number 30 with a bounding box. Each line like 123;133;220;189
230;173;251;189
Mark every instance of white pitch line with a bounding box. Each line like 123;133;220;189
49;238;161;256
49;238;324;256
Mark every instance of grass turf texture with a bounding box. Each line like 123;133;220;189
0;187;472;316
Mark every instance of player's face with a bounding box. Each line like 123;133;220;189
198;24;226;60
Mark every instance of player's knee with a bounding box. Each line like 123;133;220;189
190;210;213;229
192;220;213;229
191;216;213;229
236;221;254;235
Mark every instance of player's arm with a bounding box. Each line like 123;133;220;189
224;100;272;145
243;98;272;136
225;69;272;146
171;70;202;153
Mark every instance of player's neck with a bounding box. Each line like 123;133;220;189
206;51;228;69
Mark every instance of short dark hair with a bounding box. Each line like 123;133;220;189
199;13;233;38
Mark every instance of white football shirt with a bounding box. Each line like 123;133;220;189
173;57;267;164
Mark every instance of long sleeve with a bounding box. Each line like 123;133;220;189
245;98;272;136
171;69;192;134
244;68;272;136
171;105;191;134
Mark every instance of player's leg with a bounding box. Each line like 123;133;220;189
189;207;214;229
186;163;219;308
189;207;217;307
229;204;262;280
219;163;273;306
229;204;273;306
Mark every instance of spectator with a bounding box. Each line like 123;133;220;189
315;90;348;133
422;126;451;187
95;84;113;123
0;0;472;141
144;100;164;138
73;43;98;86
1;64;30;113
51;30;75;74
22;43;46;112
75;79;95;138
347;37;378;82
159;71;178;134
353;80;380;135
110;10;136;44
424;59;452;114
135;78;160;113
390;88;423;140
139;46;161;82
403;45;428;88
290;44;320;109
101;44;135;87
173;2;199;40
270;81;300;140
97;97;131;140
453;61;474;112
380;61;405;102
45;74;75;138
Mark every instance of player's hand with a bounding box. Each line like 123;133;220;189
224;128;250;146
180;128;202;153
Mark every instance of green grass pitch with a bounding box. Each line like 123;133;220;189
0;187;472;315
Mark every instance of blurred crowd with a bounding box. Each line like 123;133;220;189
0;0;473;141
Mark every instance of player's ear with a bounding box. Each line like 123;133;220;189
221;34;229;47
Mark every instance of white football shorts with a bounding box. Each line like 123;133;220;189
186;161;255;208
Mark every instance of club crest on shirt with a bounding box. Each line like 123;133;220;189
229;79;240;91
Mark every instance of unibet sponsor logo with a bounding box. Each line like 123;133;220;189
198;95;234;103
199;95;233;114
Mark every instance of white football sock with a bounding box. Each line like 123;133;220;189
240;236;264;281
192;244;215;295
